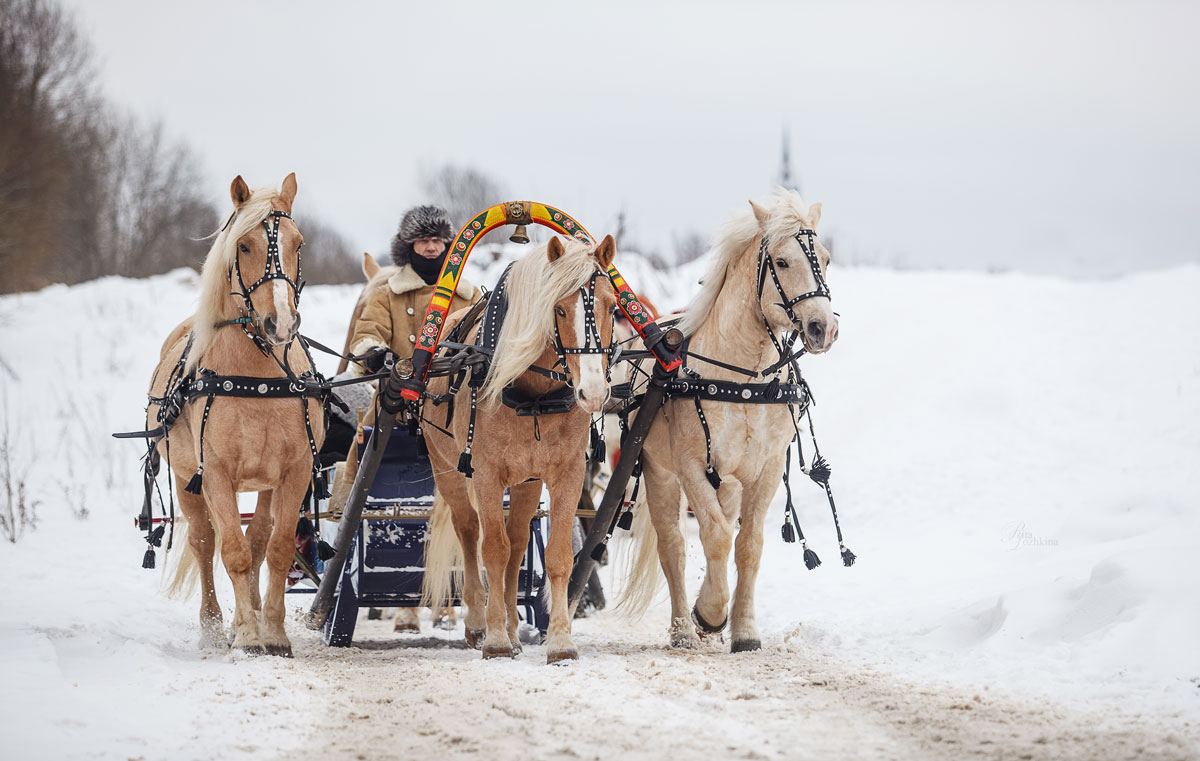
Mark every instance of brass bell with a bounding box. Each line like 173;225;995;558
509;224;530;244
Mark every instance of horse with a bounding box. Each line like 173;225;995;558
421;234;619;662
620;189;839;652
150;173;323;656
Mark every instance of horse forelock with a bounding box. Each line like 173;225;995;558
678;188;815;337
189;187;284;369
480;238;603;405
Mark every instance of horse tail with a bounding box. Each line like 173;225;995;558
164;515;223;599
615;490;669;619
420;491;463;610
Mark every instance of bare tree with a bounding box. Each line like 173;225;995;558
672;230;710;266
0;0;98;292
417;162;506;231
296;214;361;284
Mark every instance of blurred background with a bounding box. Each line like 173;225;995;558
3;0;1197;295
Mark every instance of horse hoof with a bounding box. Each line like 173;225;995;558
264;644;294;658
433;616;456;631
482;644;515;660
393;622;420;633
670;632;700;649
465;628;485;650
692;605;728;639
731;638;761;653
367;608;383;620
235;645;266;656
547;648;578;664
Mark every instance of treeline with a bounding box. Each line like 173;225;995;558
0;0;358;295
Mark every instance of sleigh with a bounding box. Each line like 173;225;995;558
298;423;554;647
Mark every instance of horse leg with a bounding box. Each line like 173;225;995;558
246;491;273;612
175;477;223;648
680;465;737;641
441;477;486;648
729;460;784;652
474;477;514;659
544;472;584;663
503;479;542;652
642;457;697;649
204;471;263;654
259;469;310;657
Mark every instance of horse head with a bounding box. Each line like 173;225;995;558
546;234;618;414
750;197;838;354
226;173;304;347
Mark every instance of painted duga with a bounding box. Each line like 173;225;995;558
149;174;324;656
422;235;619;663
622;189;839;652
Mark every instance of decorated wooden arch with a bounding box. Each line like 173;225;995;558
403;201;680;397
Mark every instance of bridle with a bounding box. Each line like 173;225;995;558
223;209;306;353
549;270;618;386
752;228;832;373
757;228;830;326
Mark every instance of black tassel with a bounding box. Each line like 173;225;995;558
457;451;474;478
590;542;607;561
416;434;428;457
705;466;721;490
764;376;780;400
803;547;822;570
149;524;165;547
313;470;331;500
617;510;633;531
808;455;831;486
592;438;606;465
317;540;336;561
142;547;156;569
184;468;203;494
781;521;796;543
841;546;857;567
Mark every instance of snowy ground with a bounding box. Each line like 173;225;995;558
0;256;1197;760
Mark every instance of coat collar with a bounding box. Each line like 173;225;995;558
388;265;475;299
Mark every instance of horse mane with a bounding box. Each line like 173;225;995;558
480;237;601;405
189;187;283;369
678;188;816;337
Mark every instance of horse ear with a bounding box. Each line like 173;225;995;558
230;176;251;207
594;234;615;268
808;202;822;229
362;252;380;279
546;236;565;262
279;172;298;212
749;199;770;229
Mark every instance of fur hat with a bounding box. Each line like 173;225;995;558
390;205;455;267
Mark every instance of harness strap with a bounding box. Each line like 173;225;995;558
692;397;721;490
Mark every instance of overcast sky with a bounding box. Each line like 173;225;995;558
61;0;1199;276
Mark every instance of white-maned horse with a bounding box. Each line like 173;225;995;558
621;189;838;652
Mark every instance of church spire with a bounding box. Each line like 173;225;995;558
779;127;799;193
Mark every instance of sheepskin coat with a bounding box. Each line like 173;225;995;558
350;264;480;366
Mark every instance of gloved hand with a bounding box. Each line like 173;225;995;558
358;346;390;373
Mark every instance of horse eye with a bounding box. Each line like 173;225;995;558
555;306;566;317
776;259;789;268
239;244;249;253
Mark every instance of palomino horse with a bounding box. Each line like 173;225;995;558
422;235;618;662
151;174;323;656
621;190;838;652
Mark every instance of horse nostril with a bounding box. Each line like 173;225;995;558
807;321;825;340
263;315;277;334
